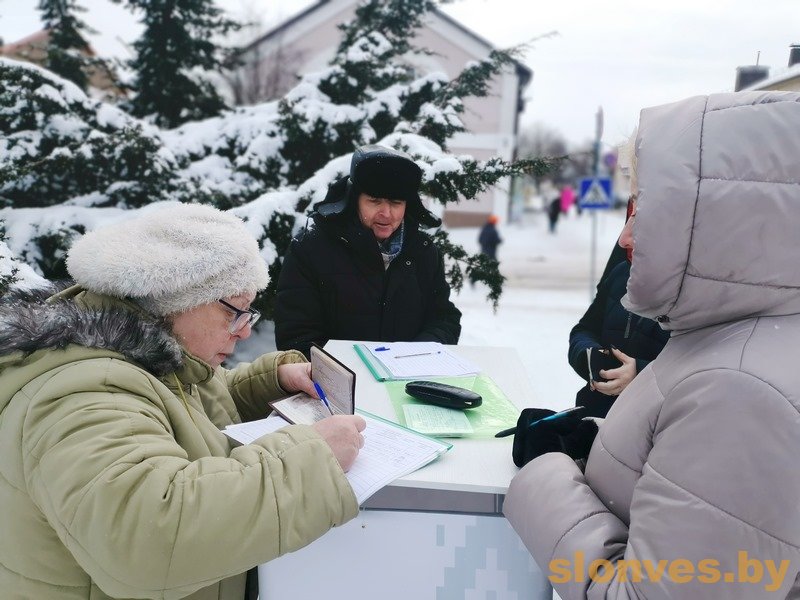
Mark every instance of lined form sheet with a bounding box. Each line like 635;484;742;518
224;412;450;504
347;414;450;503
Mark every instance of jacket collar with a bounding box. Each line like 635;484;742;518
0;283;210;380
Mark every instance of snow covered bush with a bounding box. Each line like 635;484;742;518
0;58;176;209
0;219;47;295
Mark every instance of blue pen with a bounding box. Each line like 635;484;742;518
313;381;334;415
374;346;390;351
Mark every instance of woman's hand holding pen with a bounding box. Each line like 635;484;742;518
279;360;365;470
313;416;366;472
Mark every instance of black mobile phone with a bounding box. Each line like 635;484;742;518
587;348;623;382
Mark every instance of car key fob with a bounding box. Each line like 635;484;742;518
404;381;482;409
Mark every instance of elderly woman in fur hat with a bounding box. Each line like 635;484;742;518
274;144;462;357
0;203;365;600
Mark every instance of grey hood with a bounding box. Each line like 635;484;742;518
504;92;800;599
623;91;800;331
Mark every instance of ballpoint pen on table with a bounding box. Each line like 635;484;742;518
394;351;440;359
494;406;587;438
313;381;334;415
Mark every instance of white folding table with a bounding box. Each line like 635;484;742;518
259;341;552;600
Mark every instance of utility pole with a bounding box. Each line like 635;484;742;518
589;106;603;299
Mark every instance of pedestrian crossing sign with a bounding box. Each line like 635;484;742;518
579;177;613;209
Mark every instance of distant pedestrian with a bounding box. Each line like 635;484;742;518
559;184;576;214
547;196;561;233
478;214;502;260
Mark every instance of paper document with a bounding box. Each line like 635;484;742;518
355;342;480;380
224;414;292;444
401;404;473;437
270;393;332;424
269;344;355;423
223;411;451;504
347;412;451;502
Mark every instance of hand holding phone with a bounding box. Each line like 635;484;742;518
587;347;623;382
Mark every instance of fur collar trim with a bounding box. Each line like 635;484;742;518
0;284;183;376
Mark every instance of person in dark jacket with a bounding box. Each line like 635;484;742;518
567;195;669;417
274;144;462;357
547;196;561;233
478;214;502;259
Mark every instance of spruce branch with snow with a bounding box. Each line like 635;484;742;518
0;220;47;296
0;222;18;296
430;229;505;308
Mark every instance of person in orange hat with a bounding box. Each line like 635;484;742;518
478;214;502;260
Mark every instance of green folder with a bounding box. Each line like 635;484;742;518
386;374;520;439
353;343;396;381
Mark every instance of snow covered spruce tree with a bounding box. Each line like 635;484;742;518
37;0;93;91
112;0;240;128
0;0;557;318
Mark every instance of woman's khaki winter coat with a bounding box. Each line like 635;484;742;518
0;286;358;599
505;92;800;598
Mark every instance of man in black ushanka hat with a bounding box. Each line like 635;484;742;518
274;144;461;357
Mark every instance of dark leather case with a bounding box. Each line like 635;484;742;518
404;381;482;409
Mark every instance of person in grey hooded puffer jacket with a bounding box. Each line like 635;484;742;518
504;91;800;599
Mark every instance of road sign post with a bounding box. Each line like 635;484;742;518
583;107;612;299
578;177;613;210
579;176;613;300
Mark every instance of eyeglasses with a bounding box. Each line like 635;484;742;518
218;299;260;334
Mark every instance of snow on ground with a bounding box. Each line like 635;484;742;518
448;207;626;412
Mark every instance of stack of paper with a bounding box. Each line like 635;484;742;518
224;411;451;504
354;342;480;380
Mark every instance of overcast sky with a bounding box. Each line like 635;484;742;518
2;0;799;148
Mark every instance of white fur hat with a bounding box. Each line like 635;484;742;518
67;203;269;316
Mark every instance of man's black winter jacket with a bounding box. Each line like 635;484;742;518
274;210;461;358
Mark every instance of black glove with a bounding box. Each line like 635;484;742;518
511;406;598;468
